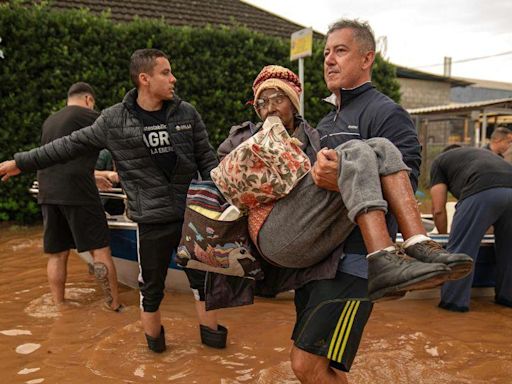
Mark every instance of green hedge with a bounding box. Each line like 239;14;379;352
0;2;401;222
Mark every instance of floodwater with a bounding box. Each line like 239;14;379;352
1;224;511;384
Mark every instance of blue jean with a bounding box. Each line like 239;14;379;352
441;188;512;309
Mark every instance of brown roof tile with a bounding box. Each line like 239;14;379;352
39;0;324;39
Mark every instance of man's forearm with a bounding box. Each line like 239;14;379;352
433;210;448;234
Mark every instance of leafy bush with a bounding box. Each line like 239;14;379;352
0;2;401;222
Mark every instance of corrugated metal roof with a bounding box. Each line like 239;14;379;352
396;65;472;87
452;77;512;91
408;97;512;115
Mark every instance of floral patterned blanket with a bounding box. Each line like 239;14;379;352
210;116;311;212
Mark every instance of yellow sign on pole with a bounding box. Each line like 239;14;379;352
290;27;313;61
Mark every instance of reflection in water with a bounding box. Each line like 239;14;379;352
0;224;511;383
15;343;41;355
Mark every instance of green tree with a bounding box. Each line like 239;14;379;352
0;2;401;222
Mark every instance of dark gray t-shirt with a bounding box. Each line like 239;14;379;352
430;147;512;201
37;105;101;205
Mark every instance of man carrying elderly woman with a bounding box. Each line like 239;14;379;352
183;62;472;383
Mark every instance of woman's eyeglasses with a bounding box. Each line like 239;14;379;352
254;93;287;111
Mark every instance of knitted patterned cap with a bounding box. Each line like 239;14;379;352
252;65;302;115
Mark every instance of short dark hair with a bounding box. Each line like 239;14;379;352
442;144;462;153
129;48;168;87
67;82;95;99
490;126;512;141
326;18;376;54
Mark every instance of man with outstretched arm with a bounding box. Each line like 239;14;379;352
0;49;225;353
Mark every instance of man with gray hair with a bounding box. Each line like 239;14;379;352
485;126;512;157
285;18;459;383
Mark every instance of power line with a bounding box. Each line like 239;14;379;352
416;50;512;68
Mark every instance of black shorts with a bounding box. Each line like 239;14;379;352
41;204;110;254
292;271;373;372
138;221;183;312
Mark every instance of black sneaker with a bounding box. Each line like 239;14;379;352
200;324;228;349
438;301;469;312
145;326;166;353
495;296;512;308
404;240;473;280
368;247;452;302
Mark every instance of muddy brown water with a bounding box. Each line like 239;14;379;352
1;224;511;383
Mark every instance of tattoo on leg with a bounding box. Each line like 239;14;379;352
94;262;113;306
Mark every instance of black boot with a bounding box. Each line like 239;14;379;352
404;240;473;280
200;324;228;349
368;246;452;301
145;326;166;353
438;301;469;312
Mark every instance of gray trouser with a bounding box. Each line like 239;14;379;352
257;138;409;268
338;137;410;222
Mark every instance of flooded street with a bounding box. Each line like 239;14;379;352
1;224;511;383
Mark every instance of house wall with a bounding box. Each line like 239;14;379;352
398;78;452;109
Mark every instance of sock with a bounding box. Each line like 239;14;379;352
403;234;431;249
366;245;396;259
